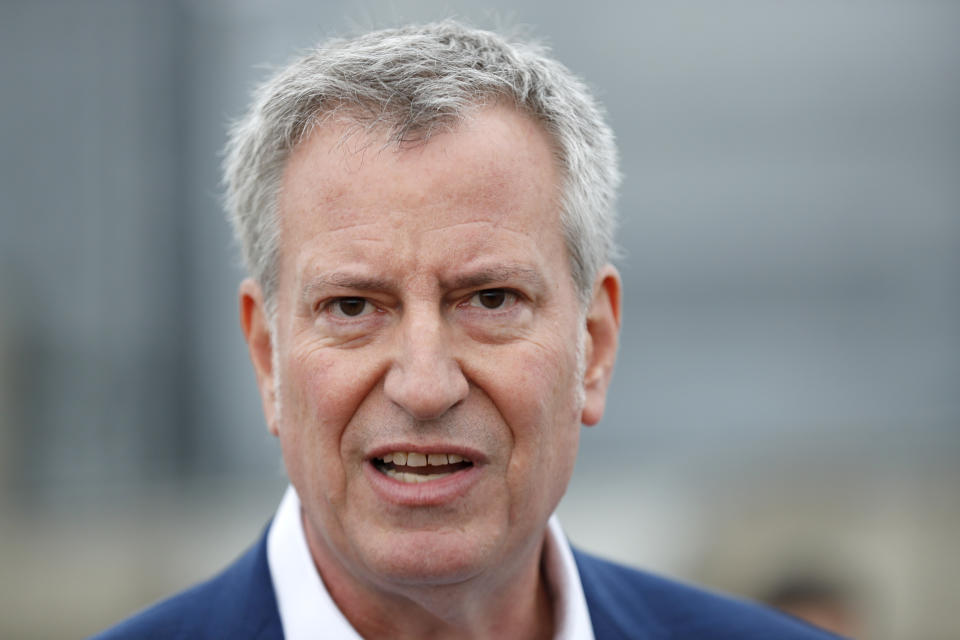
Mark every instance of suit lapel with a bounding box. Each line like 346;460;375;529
206;528;284;640
574;548;668;640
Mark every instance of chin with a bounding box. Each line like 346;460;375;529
355;527;501;587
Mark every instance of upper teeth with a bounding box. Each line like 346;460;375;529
381;452;465;466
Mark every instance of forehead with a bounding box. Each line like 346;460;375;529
275;106;566;285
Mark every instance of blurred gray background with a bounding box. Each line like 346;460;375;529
1;1;958;638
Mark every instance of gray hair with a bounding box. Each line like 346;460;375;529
223;20;620;314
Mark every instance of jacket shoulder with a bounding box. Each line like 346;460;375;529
88;530;282;640
573;548;843;640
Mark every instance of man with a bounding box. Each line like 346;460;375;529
93;22;840;639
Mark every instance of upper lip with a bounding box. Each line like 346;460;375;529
366;444;488;464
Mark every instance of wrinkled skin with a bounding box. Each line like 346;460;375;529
240;105;621;639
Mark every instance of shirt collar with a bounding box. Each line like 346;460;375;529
267;485;595;640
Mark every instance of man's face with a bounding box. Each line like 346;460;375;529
241;105;620;591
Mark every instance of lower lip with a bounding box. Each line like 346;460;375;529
363;461;483;506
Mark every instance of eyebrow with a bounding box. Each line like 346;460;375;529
299;264;547;302
299;273;396;304
441;265;547;292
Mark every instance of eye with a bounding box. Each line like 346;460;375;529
468;289;516;310
327;297;373;318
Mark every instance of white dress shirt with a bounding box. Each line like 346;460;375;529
267;485;595;640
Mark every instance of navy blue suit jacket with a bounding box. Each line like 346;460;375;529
91;529;840;639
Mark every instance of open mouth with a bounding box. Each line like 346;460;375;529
371;452;474;484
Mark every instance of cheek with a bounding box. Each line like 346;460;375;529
503;338;583;428
283;342;379;431
494;338;583;477
277;344;385;489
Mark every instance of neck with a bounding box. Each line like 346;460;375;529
302;514;555;640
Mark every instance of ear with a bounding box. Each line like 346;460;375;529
239;278;280;437
580;265;622;426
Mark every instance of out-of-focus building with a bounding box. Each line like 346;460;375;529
1;2;957;639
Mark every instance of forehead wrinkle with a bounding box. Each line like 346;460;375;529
329;136;551;222
304;215;387;235
418;219;562;252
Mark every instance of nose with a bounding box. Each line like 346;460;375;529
383;306;469;421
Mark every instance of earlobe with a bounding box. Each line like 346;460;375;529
580;265;622;426
239;278;279;436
